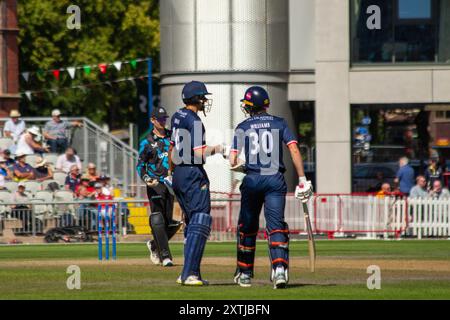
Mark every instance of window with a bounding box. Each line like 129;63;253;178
351;0;450;64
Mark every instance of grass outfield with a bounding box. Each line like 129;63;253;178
0;240;449;300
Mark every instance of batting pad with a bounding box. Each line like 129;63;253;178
181;213;212;281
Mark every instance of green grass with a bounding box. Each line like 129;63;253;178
0;240;449;300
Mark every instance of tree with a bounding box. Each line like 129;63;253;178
18;0;159;128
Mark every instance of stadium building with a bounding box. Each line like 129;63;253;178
160;0;450;193
0;0;19;116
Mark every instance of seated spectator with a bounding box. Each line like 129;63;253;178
13;153;35;182
98;175;113;196
76;175;95;200
65;165;81;192
0;172;5;190
3;110;26;143
376;183;391;198
43;109;82;154
85;163;99;182
429;180;450;199
409;175;429;199
425;157;443;188
15;126;49;155
2;149;16;167
56;147;82;173
11;182;32;230
0;156;13;180
95;182;113;201
33;157;54;182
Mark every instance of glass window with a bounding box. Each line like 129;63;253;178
351;0;450;64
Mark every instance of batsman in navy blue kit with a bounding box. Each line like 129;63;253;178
137;106;182;268
170;81;225;286
229;86;313;289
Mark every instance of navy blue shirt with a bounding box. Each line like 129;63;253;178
396;165;415;194
232;113;297;175
170;108;206;165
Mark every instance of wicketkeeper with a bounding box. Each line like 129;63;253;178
229;86;313;289
137;106;182;267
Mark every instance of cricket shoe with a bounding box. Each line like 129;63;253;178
162;258;174;267
182;275;209;286
146;240;161;265
234;272;252;288
273;266;288;289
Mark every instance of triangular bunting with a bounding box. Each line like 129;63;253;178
113;61;122;71
67;67;76;79
130;59;137;69
52;69;60;80
22;72;30;82
84;65;91;75
98;64;107;74
25;91;32;101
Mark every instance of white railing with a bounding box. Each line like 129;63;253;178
409;198;450;239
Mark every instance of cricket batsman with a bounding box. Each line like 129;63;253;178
169;81;225;286
229;86;313;289
137;106;182;267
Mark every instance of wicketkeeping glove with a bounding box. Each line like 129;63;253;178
143;175;159;188
295;177;313;203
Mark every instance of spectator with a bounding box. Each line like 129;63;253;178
0;174;5;190
394;157;415;196
2;149;15;167
65;165;81;192
95;182;113;201
429;180;450;199
425;157;443;188
3;110;26;143
76;175;95;200
11;182;32;230
13;153;35;182
43;109;82;154
33;157;54;182
15;126;49;155
98;175;113;196
376;183;391;198
409;175;429;199
55;147;82;173
0;156;13;180
85;163;99;182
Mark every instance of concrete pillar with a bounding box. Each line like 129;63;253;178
315;0;351;193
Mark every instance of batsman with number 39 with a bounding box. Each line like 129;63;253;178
229;86;313;289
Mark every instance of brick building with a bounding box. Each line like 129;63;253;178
0;0;19;116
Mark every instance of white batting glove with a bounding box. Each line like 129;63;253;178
295;177;313;203
143;175;159;188
163;175;175;195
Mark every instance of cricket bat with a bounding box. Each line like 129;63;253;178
302;202;316;273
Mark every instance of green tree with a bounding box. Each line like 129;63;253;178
18;0;159;128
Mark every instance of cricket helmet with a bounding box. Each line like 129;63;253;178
240;86;270;114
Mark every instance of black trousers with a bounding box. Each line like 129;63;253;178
146;183;176;238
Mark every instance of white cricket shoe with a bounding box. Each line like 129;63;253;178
146;240;161;265
182;275;209;286
176;276;182;284
273;266;288;289
162;258;174;267
234;272;252;288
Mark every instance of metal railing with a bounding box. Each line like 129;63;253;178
0;196;448;240
0;117;144;198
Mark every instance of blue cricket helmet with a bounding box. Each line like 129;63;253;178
182;81;211;101
241;86;270;110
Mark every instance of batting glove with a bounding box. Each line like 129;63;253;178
163;175;175;195
295;177;313;203
143;175;159;188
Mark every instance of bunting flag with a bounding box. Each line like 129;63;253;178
113;61;122;71
83;65;92;75
22;72;30;82
98;63;107;74
52;69;60;80
24;91;32;101
130;59;137;69
67;67;76;79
